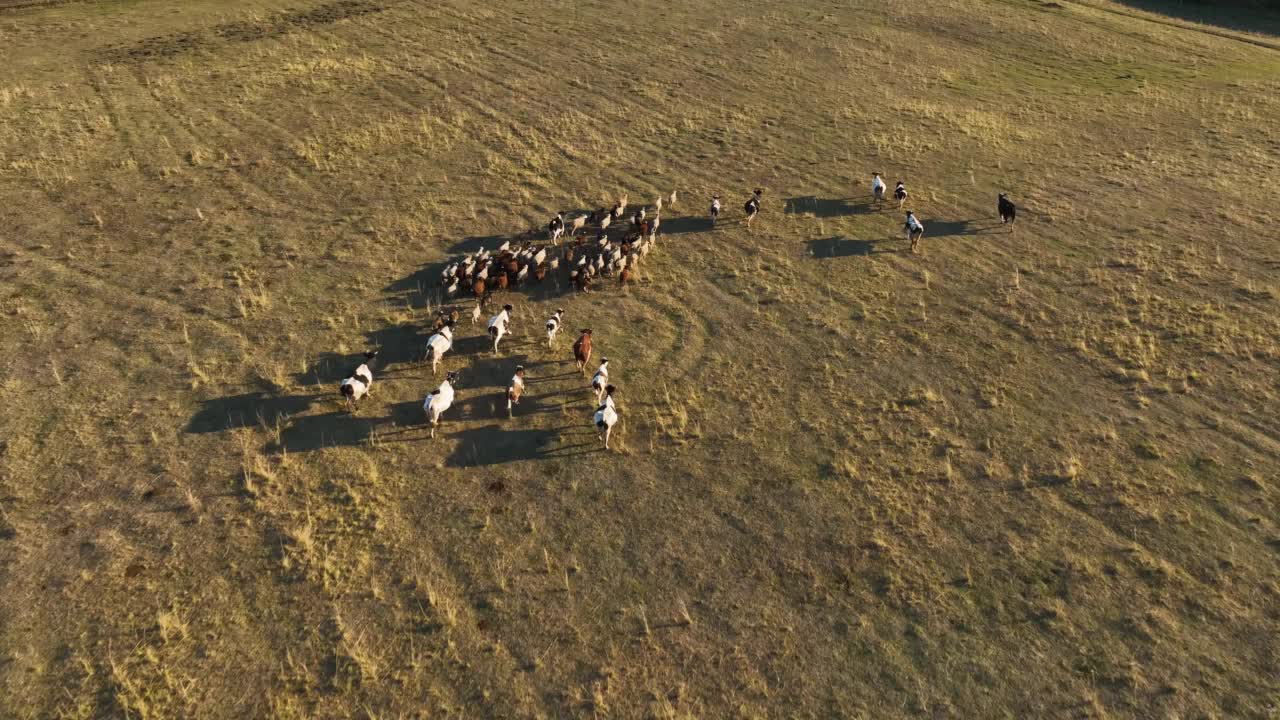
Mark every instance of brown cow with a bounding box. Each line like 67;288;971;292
472;278;486;298
432;307;460;331
573;329;593;375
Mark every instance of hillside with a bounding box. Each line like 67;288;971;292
1;0;1278;717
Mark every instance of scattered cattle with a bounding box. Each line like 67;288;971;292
339;351;379;412
546;308;564;347
573;329;593;375
488;303;514;354
594;384;618;450
744;188;762;227
905;211;925;254
506;365;526;418
998;193;1017;229
331;177;1000;454
549;212;565;244
424;321;454;375
424;371;458;438
590;358;610;404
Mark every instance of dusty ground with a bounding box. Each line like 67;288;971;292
1;0;1278;717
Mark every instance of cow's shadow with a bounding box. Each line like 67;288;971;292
443;424;599;467
187;392;316;433
266;410;381;452
658;214;711;236
294;324;424;388
266;399;427;452
923;218;1002;238
805;236;882;258
366;323;429;369
383;261;448;307
785;196;877;218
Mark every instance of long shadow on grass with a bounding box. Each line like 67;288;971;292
294;325;423;388
383;262;446;309
187;392;315;433
444;424;599;467
367;322;429;369
805;236;881;258
265;399;427;452
658;214;713;236
267;410;380;452
785;196;879;218
925;218;1003;239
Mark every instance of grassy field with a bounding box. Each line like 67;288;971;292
1;0;1278;717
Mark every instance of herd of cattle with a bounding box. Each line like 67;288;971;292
336;182;1019;450
438;191;670;301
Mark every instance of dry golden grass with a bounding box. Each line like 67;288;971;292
1;0;1279;717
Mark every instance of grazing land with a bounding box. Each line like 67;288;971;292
1;0;1278;717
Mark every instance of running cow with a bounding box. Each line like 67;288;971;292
904;211;925;254
998;193;1017;230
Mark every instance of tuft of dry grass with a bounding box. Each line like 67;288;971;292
157;608;188;644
